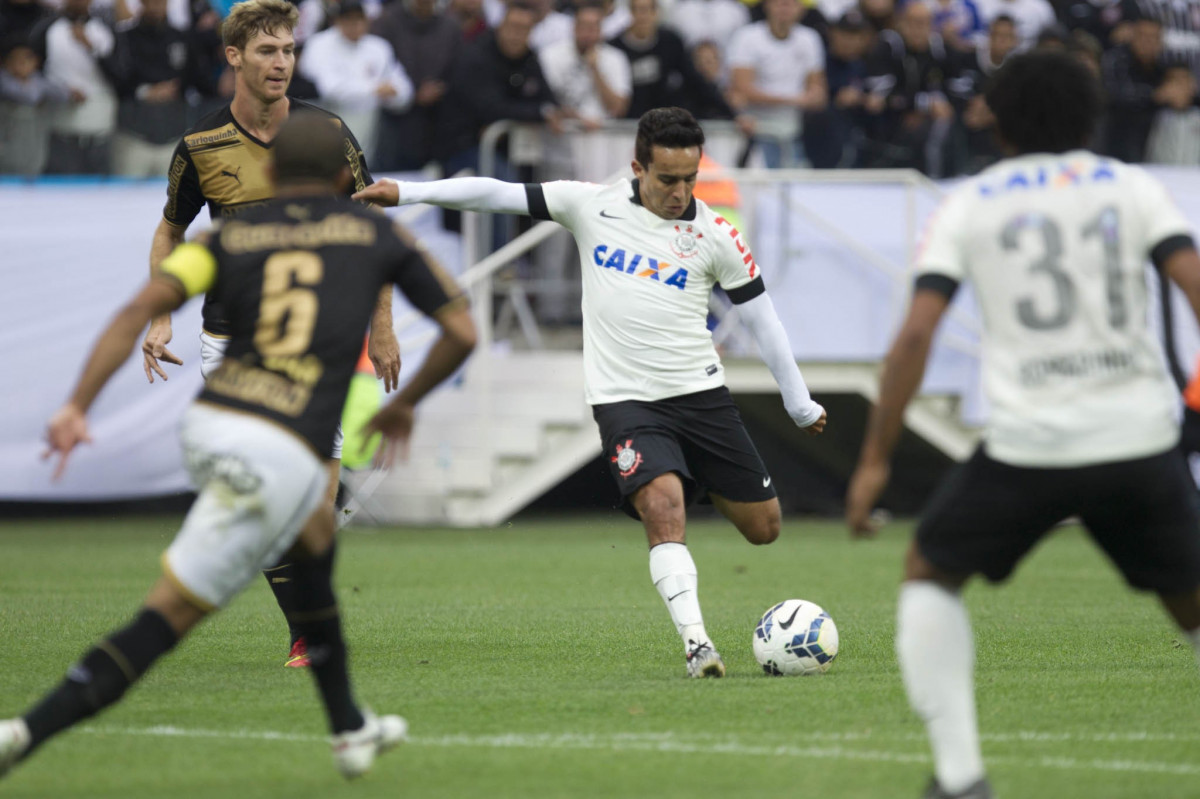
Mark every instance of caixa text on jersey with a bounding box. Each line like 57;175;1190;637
592;245;690;290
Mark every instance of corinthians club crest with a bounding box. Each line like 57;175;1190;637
670;224;703;259
611;439;643;478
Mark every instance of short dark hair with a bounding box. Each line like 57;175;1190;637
984;50;1102;155
272;112;347;184
634;107;705;167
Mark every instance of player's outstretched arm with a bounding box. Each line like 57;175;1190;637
360;305;477;468
352;177;532;216
46;279;188;479
142;219;187;383
736;292;826;435
845;288;949;538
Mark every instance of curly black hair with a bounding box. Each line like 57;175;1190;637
985;50;1103;155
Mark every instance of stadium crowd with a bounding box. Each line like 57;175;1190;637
2;0;1200;178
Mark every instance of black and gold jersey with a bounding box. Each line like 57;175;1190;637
159;195;465;456
162;98;374;336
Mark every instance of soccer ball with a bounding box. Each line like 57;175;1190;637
752;599;839;676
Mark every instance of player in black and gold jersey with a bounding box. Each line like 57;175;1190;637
141;0;402;668
5;111;476;780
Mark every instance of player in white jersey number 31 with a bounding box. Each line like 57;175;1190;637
846;51;1200;799
356;107;828;678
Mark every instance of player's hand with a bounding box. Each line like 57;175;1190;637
142;316;182;383
368;324;401;392
845;459;890;539
801;408;827;436
360;400;415;469
43;403;92;480
352;179;400;207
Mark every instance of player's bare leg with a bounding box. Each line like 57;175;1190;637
287;507;407;777
896;542;991;798
1158;587;1200;667
635;473;724;677
709;494;781;545
265;458;342;668
0;576;207;777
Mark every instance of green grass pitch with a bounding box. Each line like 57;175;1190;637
1;514;1197;798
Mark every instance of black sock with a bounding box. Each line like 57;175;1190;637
23;609;178;755
263;562;303;645
289;544;364;734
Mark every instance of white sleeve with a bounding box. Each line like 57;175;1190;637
914;188;971;285
711;213;761;291
737;292;824;428
1132;167;1194;257
534;180;606;229
394;177;532;215
725;27;756;70
600;47;632;99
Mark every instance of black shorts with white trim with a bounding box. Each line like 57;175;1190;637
592;386;776;520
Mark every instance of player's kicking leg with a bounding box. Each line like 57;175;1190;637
634;473;725;678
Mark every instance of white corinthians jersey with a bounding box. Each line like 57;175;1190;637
918;150;1195;467
527;178;764;405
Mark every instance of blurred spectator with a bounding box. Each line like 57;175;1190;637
946;13;1016;173
805;8;871;167
0;0;54;40
1033;21;1068;47
1101;13;1165;162
862;0;954;175
121;0;200;31
33;0;119;173
593;0;631;38
668;0;750;56
300;0;413;160
860;0;897;32
1145;63;1200;163
928;0;985;51
38;0;130;27
610;0;735;119
109;0;214;177
540;2;631;125
1067;26;1102;73
448;0;488;41
974;0;1055;49
435;0;561;172
1057;0;1134;48
0;34;75;174
526;0;572;50
294;0;380;46
1122;0;1200;78
726;0;827;166
371;0;460;169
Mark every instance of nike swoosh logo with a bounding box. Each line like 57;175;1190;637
762;476;771;487
776;605;803;630
667;590;690;602
599;210;623;219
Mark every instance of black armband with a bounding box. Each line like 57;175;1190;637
1151;234;1196;271
725;276;766;304
525;184;551;221
914;273;960;300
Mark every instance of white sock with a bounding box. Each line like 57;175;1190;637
896;580;985;794
649;542;709;649
1188;627;1200;669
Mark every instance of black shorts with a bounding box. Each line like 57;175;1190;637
917;445;1200;593
592;386;776;519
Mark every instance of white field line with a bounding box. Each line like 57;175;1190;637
77;726;1200;777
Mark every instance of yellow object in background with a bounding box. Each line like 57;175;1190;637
340;339;383;469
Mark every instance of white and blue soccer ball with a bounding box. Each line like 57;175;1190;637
752;599;839;676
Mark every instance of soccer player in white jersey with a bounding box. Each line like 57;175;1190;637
355;107;828;678
845;51;1200;799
